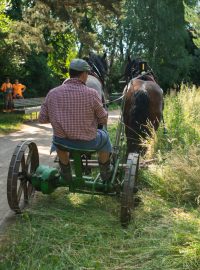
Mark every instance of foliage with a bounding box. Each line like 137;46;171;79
185;2;200;48
103;0;200;91
1;0;200;94
0;0;123;95
121;0;192;89
184;3;200;85
0;1;14;82
47;32;77;79
22;52;60;97
0;0;10;33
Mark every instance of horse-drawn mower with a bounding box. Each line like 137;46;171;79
7;104;140;227
6;56;164;227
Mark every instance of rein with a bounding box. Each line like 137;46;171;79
88;61;104;85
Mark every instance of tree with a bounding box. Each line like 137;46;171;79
0;0;16;82
22;52;60;97
47;32;77;79
185;2;200;85
121;0;195;89
1;0;123;95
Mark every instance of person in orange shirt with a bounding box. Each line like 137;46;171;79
1;78;13;112
12;79;26;99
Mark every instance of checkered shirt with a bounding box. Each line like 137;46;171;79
39;78;108;140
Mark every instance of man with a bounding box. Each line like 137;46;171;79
12;79;26;98
39;59;112;182
1;78;13;112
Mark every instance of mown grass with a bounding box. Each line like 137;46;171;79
1;191;200;270
1;86;200;270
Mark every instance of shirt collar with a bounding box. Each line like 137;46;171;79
63;78;86;85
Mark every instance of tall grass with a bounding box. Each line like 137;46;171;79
142;85;200;205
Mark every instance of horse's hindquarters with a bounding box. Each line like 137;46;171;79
123;80;163;154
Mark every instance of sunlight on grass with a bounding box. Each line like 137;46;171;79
1;189;200;269
0;112;37;134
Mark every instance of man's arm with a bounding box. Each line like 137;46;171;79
93;92;108;125
22;84;26;92
38;95;50;124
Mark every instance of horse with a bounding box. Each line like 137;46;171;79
123;57;164;154
63;53;108;105
84;52;108;105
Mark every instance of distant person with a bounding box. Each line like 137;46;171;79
12;79;26;99
0;78;13;112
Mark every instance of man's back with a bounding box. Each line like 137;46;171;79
39;78;107;140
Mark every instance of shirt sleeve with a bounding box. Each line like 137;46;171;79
38;95;50;123
93;92;108;125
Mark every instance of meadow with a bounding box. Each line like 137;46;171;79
0;85;200;270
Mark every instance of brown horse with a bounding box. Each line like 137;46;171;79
123;57;164;154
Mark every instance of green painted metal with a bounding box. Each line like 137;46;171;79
31;162;114;195
30;119;126;195
69;151;84;192
111;158;120;185
32;165;59;194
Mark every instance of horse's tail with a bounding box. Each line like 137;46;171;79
130;89;150;133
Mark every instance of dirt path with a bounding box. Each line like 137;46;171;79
0;112;120;230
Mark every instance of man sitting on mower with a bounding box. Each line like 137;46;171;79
39;59;112;182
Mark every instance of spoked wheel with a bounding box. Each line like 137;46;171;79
7;141;39;213
120;153;140;227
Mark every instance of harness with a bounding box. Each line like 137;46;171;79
89;71;103;86
88;60;105;86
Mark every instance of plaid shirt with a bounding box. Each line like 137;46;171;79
39;78;108;140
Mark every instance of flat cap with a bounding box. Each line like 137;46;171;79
69;59;91;72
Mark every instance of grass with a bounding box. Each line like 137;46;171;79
1;190;200;269
0;112;37;134
107;102;120;111
0;113;25;134
1;85;200;269
142;85;200;206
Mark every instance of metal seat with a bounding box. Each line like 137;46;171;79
53;141;97;185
